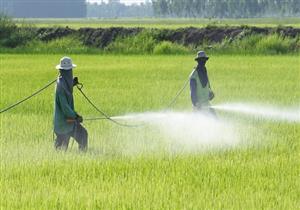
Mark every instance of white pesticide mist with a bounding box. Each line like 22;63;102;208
111;112;240;154
88;102;299;156
212;103;300;123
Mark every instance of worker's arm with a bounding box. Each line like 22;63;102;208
190;79;198;106
57;92;77;121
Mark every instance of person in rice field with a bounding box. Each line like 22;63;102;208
54;56;88;151
189;51;216;116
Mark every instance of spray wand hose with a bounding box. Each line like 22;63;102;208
0;79;57;114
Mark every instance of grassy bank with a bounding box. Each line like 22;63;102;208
1;16;300;55
1;32;299;55
0;54;299;209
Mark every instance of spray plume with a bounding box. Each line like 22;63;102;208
108;112;241;154
86;102;300;155
212;103;300;123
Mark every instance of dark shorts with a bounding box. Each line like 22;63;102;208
54;123;88;151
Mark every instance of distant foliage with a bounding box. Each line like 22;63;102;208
107;33;190;55
152;0;300;18
25;36;90;54
213;34;300;54
0;15;34;48
153;41;190;55
105;30;157;54
87;1;153;18
0;17;299;55
256;35;298;54
1;0;300;18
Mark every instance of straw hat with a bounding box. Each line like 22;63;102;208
56;57;77;70
195;51;209;61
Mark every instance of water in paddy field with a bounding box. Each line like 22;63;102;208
211;103;300;123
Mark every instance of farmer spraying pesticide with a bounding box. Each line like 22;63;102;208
190;51;216;115
54;57;88;151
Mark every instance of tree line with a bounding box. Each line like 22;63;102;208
1;0;299;18
151;0;300;18
87;0;153;18
87;0;300;18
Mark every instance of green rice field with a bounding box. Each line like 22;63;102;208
0;54;299;209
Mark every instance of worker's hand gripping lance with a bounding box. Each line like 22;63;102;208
73;77;83;89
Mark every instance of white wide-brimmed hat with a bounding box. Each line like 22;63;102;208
56;56;77;70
